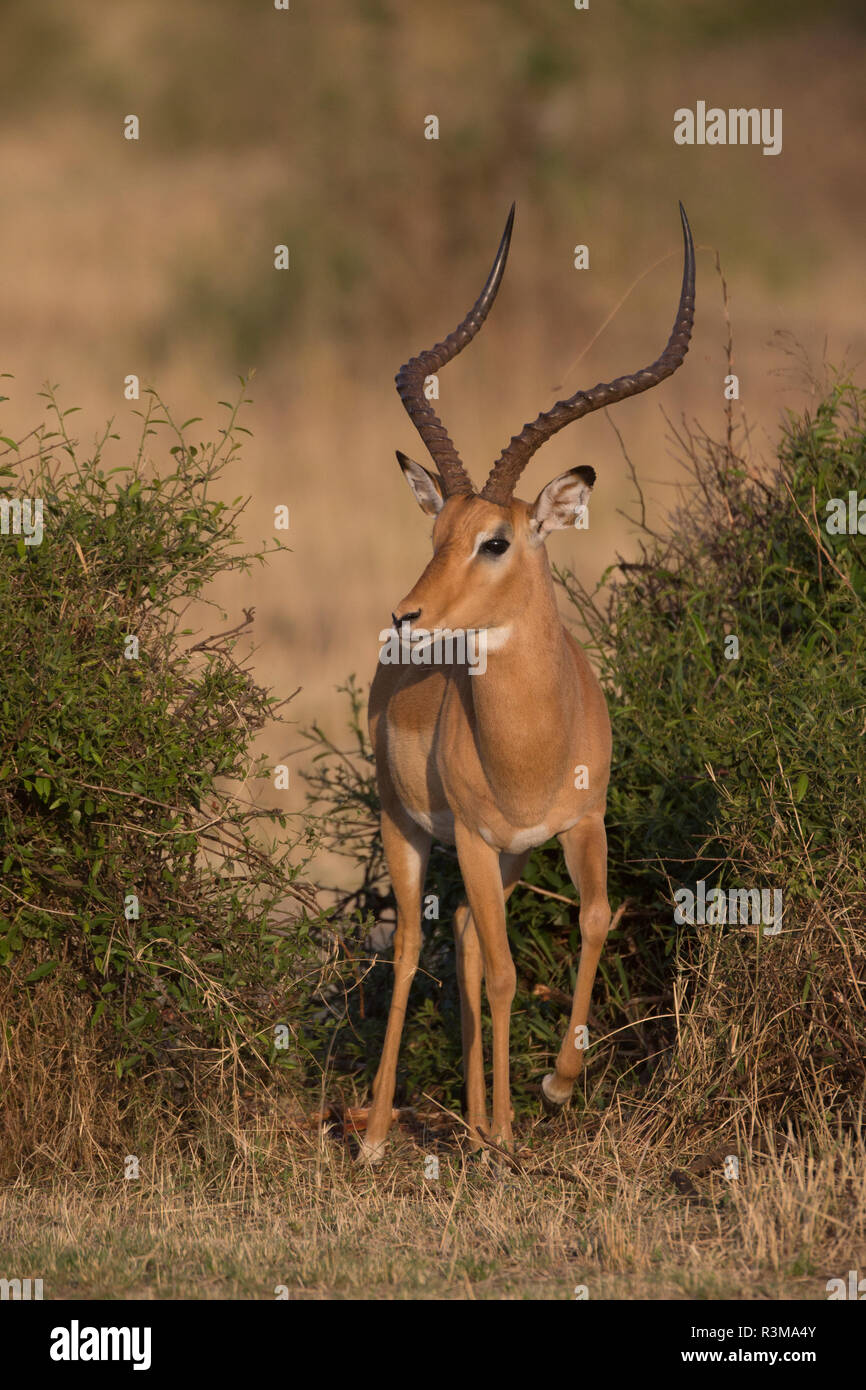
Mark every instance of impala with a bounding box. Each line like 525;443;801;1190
361;204;695;1160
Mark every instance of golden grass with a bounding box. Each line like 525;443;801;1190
1;1104;862;1300
2;890;863;1300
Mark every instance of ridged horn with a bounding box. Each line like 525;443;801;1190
395;205;515;497
479;202;696;506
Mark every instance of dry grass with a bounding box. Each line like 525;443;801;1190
2;944;864;1300
1;1104;862;1300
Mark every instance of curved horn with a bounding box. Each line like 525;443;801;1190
395;204;515;498
480;202;696;506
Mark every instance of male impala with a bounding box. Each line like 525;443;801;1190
362;204;695;1160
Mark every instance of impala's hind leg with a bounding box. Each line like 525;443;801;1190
453;850;529;1148
542;813;611;1108
453;902;487;1144
360;806;431;1163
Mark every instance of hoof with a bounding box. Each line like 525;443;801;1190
356;1136;386;1165
462;1124;489;1154
465;1144;491;1167
540;1072;571;1114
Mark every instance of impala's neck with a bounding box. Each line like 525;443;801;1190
468;560;577;825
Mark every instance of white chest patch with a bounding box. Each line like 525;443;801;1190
482;625;512;653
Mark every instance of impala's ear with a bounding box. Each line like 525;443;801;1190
529;465;596;543
397;450;445;516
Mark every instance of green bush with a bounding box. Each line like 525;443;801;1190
592;381;866;904
0;380;320;1094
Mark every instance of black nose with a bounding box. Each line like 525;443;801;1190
393;609;421;627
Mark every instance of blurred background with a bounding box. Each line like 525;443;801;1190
2;0;864;880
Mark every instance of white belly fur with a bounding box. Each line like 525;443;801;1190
408;812;580;854
407;806;455;840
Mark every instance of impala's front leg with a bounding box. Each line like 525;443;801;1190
454;822;516;1150
361;806;431;1163
543;813;611;1107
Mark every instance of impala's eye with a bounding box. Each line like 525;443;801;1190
480;536;510;556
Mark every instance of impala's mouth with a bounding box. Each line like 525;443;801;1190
392;619;426;641
404;627;437;652
378;624;491;676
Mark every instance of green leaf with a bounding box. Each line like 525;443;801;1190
25;961;58;982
